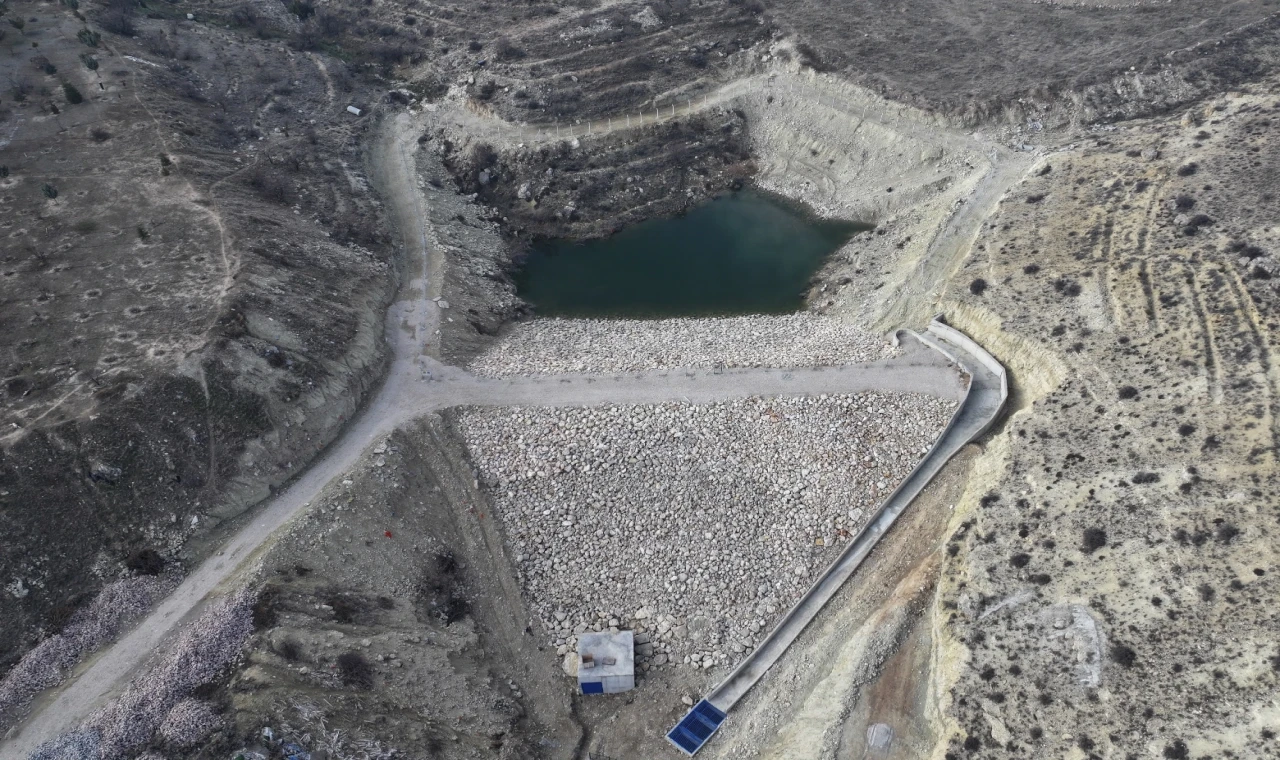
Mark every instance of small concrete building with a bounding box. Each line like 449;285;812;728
577;630;634;695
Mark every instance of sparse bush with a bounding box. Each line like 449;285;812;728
493;36;524;60
125;548;165;576
288;0;315;20
1052;277;1082;297
1081;527;1107;553
468;39;483;52
436;550;459;576
1175;163;1198;177
252;586;279;629
77;28;100;47
1009;552;1031;568
1118;385;1139;400
230;3;258;28
471;142;498;169
1110;643;1137;667
80;53;98;71
336;651;373;689
1174;194;1195;210
136;225;149;240
275;637;301;661
72;219;99;234
246;165;293;203
99;0;138;37
795;42;832;72
1132;471;1160;484
41;183;58;199
317;11;344;37
90;127;111;142
324;590;364;623
1163;740;1189;759
1025;192;1045;203
969;278;987;296
33;55;56;75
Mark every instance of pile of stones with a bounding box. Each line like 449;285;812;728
468;314;894;376
459;392;954;672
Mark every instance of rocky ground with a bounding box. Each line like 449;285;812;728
468;314;895;376
127;420;580;760
907;82;1280;760
457;392;954;676
0;0;396;681
7;0;1280;757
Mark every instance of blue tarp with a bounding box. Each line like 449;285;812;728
666;699;726;755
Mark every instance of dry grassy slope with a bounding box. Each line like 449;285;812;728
186;419;577;760
916;86;1280;759
769;0;1280;126
0;2;396;675
444;0;770;121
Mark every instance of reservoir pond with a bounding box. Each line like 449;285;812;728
514;191;867;318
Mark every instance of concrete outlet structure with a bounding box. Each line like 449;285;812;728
577;631;635;695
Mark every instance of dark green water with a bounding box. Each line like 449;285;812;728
513;191;867;318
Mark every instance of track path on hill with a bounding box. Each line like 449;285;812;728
2;80;1017;758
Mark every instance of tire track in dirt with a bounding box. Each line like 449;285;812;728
1220;265;1280;452
1183;260;1225;405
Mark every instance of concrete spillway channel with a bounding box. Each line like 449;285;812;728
666;318;1008;755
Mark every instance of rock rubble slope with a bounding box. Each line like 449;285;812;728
467;314;895;377
459;392;954;675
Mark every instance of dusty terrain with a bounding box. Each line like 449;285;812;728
0;0;396;688
3;0;1280;759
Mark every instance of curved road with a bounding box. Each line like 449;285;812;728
2;86;1019;758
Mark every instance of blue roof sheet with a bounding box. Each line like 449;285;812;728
666;699;727;755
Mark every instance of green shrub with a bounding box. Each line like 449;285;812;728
77;28;100;46
336;651;373;689
41;183;57;199
62;82;83;104
125;548;165;575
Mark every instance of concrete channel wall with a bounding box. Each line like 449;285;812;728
667;318;1008;755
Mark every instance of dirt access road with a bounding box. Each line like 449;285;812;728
1;89;1014;758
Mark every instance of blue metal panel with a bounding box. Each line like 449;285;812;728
665;699;726;755
581;680;604;694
